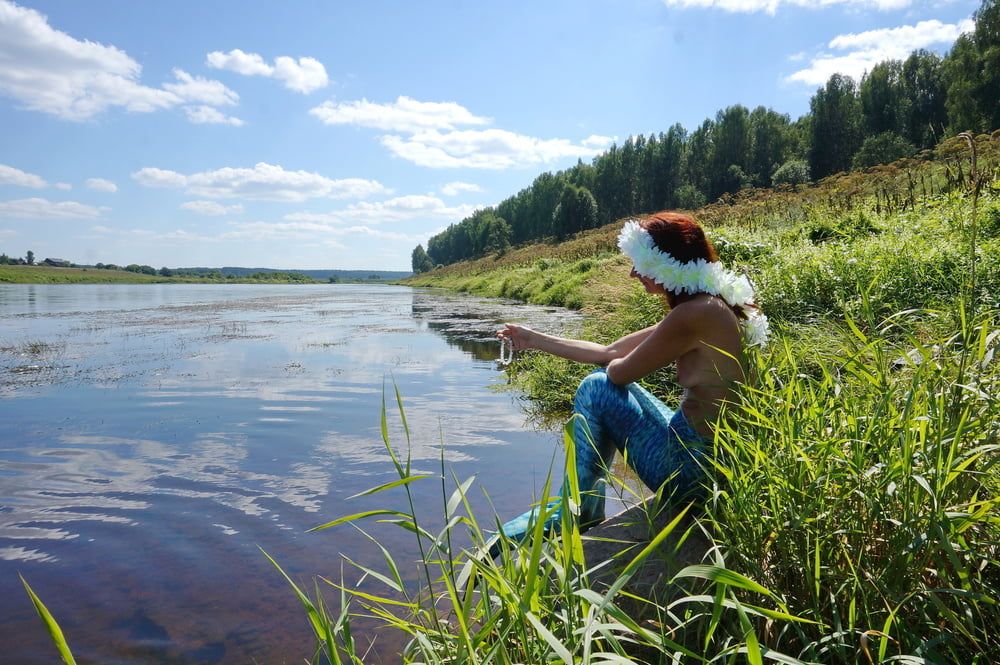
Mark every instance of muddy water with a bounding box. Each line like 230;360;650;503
0;284;582;664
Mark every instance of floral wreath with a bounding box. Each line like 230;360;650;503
617;219;769;347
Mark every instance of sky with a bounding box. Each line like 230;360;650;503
0;0;980;271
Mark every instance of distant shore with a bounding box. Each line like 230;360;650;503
0;265;328;285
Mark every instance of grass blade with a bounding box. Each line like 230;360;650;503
20;575;77;665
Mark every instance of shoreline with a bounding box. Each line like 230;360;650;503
0;265;394;285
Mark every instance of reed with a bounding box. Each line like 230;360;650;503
267;301;997;663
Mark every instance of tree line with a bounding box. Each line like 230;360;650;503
414;0;998;271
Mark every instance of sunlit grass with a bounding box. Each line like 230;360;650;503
265;303;997;663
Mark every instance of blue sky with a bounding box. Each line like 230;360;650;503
0;0;979;270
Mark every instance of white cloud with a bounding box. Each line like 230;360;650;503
181;200;243;216
184;105;244;126
207;49;272;76
285;195;480;225
311;95;609;170
132;167;187;188
54;182;72;190
0;197;102;219
787;18;974;86
827;18;973;51
380;128;606;169
0;1;174;119
0;2;241;123
206;49;329;93
163;69;238;106
221;220;421;244
662;0;911;13
309;96;491;132
583;135;615;148
132;162;388;202
0;164;47;188
440;181;483;196
85;178;117;193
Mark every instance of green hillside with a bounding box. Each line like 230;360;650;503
386;135;1000;661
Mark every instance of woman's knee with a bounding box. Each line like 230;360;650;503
574;369;616;408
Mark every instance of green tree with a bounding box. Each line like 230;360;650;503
709;105;752;198
749;107;795;187
901;50;948;148
552;185;599;239
25;250;34;265
771;159;811;187
943;0;999;135
484;216;512;254
594;143;624;224
972;0;1000;130
809;74;863;179
851;132;916;169
860;60;906;137
654;124;687;209
411;244;434;273
675;183;706;209
945;34;983;133
684;119;714;202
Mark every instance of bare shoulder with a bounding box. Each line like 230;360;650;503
666;294;737;329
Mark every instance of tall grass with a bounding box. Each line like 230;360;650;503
261;299;996;663
708;301;999;663
268;389;818;664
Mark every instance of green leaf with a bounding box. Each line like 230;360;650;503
259;548;327;640
321;579;416;608
672;564;773;597
334;556;403;594
307;509;409;532
525;611;574;664
447;476;476;518
20;575;77;665
346;474;432;500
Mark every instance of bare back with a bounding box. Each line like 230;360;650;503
670;294;745;438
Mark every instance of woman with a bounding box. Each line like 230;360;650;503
496;211;768;542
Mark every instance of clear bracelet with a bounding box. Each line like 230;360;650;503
497;338;514;366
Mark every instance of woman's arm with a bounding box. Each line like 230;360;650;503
606;304;702;385
497;323;658;366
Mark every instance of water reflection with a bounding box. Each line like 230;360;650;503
0;284;580;665
409;288;581;362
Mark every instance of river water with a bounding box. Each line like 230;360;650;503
0;284;584;664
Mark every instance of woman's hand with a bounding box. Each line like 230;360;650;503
497;323;537;351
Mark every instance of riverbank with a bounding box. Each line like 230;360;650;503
0;265;330;284
407;147;1000;416
385;164;1000;661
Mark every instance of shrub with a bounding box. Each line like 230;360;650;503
772;159;811;187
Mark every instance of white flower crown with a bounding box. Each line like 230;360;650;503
617;219;769;346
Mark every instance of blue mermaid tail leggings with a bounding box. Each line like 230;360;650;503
498;369;709;543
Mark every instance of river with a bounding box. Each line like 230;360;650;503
0;283;583;664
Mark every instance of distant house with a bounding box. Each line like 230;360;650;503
43;258;71;267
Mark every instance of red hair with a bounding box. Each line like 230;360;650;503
639;211;718;264
638;211;729;311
